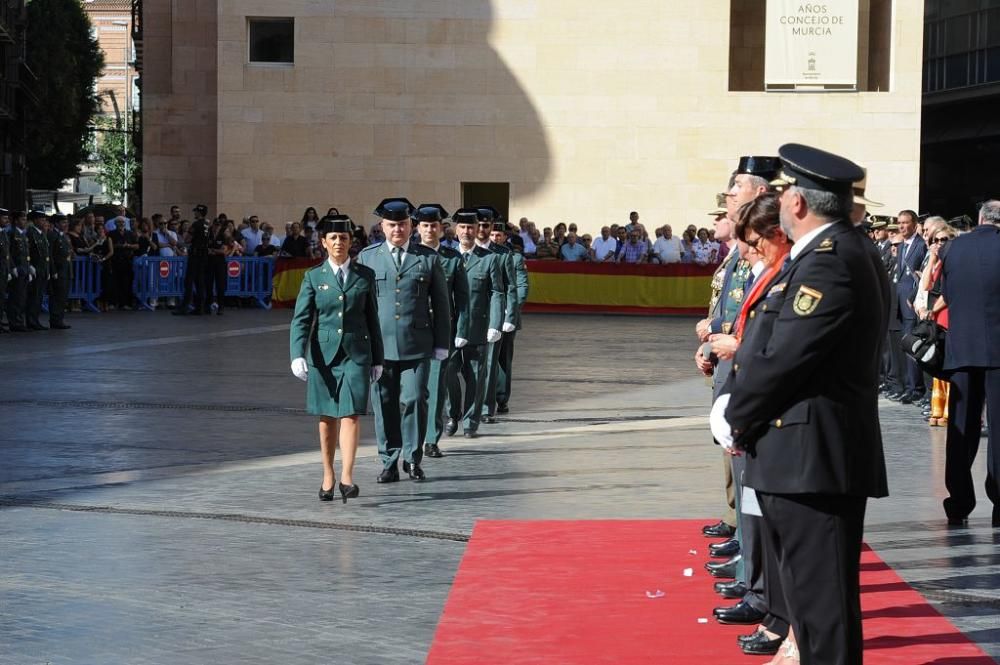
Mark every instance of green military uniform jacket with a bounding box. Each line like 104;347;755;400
289;260;384;368
427;244;470;346
0;228;12;280
27;224;51;280
48;230;74;284
509;250;530;330
357;241;451;362
486;242;517;327
460;246;505;344
8;228;29;274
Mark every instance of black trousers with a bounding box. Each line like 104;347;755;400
180;255;207;311
944;367;1000;521
205;258;226;310
899;318;925;396
732;454;766;613
112;258;133;308
49;274;69;325
26;273;48;327
758;492;867;665
5;273;27;327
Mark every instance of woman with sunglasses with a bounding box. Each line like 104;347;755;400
919;223;957;426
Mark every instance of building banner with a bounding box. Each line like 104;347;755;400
765;0;859;88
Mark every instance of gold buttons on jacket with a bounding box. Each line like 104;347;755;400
776;419;783;428
337;328;342;333
338;295;344;301
395;315;400;320
396;288;401;293
734;364;739;372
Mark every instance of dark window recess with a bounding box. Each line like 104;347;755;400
988;47;1000;82
249;18;294;64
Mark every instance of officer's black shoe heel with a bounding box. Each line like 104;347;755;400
319;485;335;502
339;483;360;504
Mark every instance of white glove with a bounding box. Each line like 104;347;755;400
290;357;309;382
28;265;36;278
486;328;502;344
433;347;448;361
454;337;469;349
7;271;12;282
502;322;516;333
370;365;383;382
710;394;734;450
10;267;17;278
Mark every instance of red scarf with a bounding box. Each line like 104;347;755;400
734;248;792;339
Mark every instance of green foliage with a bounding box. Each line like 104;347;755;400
91;116;138;204
24;0;105;190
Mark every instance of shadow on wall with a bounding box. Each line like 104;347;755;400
339;0;552;205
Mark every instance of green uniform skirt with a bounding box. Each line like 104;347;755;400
306;347;371;418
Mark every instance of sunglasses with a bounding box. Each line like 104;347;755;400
930;237;949;245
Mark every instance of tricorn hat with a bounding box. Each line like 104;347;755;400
374;198;414;222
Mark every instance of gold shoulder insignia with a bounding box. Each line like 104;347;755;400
815;238;835;252
766;282;787;297
792;285;823;316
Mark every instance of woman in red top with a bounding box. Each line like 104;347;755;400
921;224;957;426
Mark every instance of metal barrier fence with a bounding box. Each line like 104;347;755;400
132;256;274;310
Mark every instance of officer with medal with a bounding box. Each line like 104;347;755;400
358;198;451;483
47;213;74;330
173;204;211;315
5;211;30;332
486;222;528;414
474;206;517;423
449;209;505;438
712;144;889;664
415;203;470;457
25;211;51;330
0;208;12;332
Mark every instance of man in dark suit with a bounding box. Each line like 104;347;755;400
47;214;74;329
714;144;889;664
893;209;927;402
940;201;1000;527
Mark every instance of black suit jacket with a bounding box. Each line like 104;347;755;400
941;224;1000;370
896;234;926;321
723;220;889;498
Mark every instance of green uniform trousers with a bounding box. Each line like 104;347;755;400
496;330;516;408
372;358;430;468
481;338;502;417
426;349;461;445
456;344;489;432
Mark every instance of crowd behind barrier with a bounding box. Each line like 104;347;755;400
131;255;274;311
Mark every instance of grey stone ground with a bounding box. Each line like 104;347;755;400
0;310;997;665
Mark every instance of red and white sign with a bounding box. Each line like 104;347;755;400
227;260;241;278
159;261;170;278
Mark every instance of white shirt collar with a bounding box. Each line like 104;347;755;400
388;240;409;254
790;222;834;260
751;260;766;278
327;257;351;274
475;239;490;249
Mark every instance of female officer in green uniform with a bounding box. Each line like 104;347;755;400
290;215;384;503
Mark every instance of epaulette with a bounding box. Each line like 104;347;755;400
814;237;836;253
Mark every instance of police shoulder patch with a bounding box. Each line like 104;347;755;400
814;238;835;253
792;285;823;316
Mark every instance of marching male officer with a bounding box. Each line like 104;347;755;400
450;209;505;438
488;222;529;414
0;208;12;332
474;207;517;423
713;143;889;664
173;204;210;315
25;211;51;330
5;211;30;332
358;198;451;482
47;214;73;330
415;203;470;458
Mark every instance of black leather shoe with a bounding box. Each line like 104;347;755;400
706;554;741;579
424;443;443;458
741;632;784;656
482;415;497;424
497;403;509;414
714;580;747;599
444;419;458;436
702;521;736;538
339;483;359;504
714;599;766;625
403;461;425;481
10;325;28;332
464;429;478;439
318;484;334;501
377;466;399;484
899;392;914;405
709;538;740;558
886;391;905;401
49;323;71;330
28;323;48;330
946;516;968;527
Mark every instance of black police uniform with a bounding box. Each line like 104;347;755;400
205;225;228;314
25;218;51;329
47;222;74;328
0;219;11;330
175;210;210;315
723;144;889;665
6;224;30;331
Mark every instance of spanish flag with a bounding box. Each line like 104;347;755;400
271;258;323;308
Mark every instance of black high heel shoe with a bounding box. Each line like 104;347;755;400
319;484;335;502
339;483;360;504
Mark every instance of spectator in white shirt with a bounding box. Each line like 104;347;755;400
152;214;178;256
591;226;618;262
651;224;684;264
519;217;537;256
105;205;132;232
241;215;265;254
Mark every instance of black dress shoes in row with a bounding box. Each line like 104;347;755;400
701;520;736;539
705;554;741;579
377;466;400;484
714;580;747;599
402;461;425;481
444;418;458;436
739;629;784;656
714;599;766;625
424;443;444;458
709;537;740;558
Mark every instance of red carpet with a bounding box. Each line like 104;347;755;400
428;520;995;664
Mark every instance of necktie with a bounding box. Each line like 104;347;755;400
337;269;345;287
463;252;471;265
392;246;402;269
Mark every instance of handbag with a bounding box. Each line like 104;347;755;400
901;318;948;379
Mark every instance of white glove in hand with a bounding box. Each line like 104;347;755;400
454;337;469;349
433;347;448;361
290;357;309;382
710;394;734;450
502;322;516;333
486;328;501;344
28;265;36;278
370;365;383;382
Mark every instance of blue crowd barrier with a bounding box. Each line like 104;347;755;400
41;256;103;314
132;255;273;311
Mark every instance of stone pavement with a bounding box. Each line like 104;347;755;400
1;310;997;664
